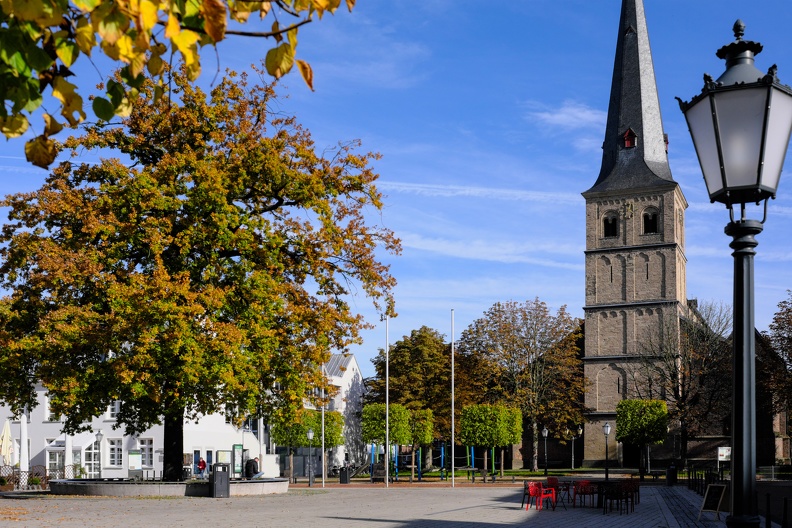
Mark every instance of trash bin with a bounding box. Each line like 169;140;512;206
339;467;350;484
182;466;192;480
666;465;678;486
212;463;230;498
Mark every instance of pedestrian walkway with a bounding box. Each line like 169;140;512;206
0;483;779;528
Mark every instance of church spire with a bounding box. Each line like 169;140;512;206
585;0;675;194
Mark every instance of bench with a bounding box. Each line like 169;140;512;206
370;463;392;483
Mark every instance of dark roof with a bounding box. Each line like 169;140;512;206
324;353;353;379
584;0;676;196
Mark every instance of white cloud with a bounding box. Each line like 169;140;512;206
524;100;607;131
379;181;581;205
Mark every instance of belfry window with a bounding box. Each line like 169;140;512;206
603;213;619;238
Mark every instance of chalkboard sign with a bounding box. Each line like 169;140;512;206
698;484;727;521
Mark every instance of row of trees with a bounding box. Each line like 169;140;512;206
364;298;586;471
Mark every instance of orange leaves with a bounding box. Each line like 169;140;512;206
4;0;357;168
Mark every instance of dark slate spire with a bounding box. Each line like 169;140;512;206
584;0;675;195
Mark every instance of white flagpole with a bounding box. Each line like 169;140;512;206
321;363;326;488
451;309;455;488
385;315;389;488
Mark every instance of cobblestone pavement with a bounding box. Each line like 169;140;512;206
0;483;780;528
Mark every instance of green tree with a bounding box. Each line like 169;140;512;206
406;408;433;482
765;291;792;417
459;404;521;476
360;403;410;464
270;409;343;478
0;67;399;481
0;0;356;168
615;399;668;479
457;298;585;471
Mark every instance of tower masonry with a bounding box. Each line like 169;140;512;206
581;0;688;467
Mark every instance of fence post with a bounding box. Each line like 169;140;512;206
783;497;788;528
767;493;771;528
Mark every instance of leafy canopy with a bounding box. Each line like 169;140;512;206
0;66;398;476
459;404;522;448
0;0;355;168
615;399;668;446
360;403;410;446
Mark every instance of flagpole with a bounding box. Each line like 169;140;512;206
385;315;389;488
451;309;455;488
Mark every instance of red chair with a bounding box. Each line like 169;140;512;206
546;477;566;509
573;479;596;508
527;481;556;510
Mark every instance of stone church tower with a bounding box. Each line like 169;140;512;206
581;0;688;467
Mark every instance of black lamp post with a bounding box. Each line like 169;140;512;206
541;426;549;476
602;422;611;481
571;425;582;470
307;428;314;487
678;21;792;528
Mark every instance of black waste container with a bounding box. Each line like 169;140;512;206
666;465;678;486
339;467;350;484
212;463;230;498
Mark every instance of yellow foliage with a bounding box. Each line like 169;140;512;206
2;0;357;168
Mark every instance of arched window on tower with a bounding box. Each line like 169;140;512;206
643;209;659;234
603;212;619;238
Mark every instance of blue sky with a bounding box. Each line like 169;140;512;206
2;1;792;379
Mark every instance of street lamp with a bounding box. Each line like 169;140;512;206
678;20;792;528
602;422;611;481
571;425;582;470
541;427;549;476
307;428;314;487
95;430;104;479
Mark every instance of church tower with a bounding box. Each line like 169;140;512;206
581;0;688;467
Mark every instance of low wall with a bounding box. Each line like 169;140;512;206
49;478;289;497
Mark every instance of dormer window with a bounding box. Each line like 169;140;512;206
623;128;637;148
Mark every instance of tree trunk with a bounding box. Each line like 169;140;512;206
162;407;185;481
483;448;488;482
639;443;646;481
532;423;539;472
499;447;505;477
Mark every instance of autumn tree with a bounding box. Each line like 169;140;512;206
615;399;668;480
765;291;792;416
456;298;585;471
628;301;732;463
0;67;399;481
1;0;355;168
365;326;459;438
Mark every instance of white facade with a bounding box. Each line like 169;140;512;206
1;353;365;479
0;385;275;479
323;353;365;466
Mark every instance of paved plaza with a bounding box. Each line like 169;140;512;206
2;481;779;528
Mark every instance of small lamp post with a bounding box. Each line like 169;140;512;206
678;20;792;528
571;425;582;470
602;422;611;481
307;428;315;487
95;430;104;479
541;426;549;476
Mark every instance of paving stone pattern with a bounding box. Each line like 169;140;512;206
0;483;782;528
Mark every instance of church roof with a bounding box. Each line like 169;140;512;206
584;0;677;196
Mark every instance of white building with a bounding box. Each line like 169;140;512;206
0;353;365;480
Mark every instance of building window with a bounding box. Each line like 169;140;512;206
106;401;121;420
643;210;659;234
47;447;63;474
603;213;619;238
85;440;100;478
108;439;123;467
140;438;154;467
45;397;60;422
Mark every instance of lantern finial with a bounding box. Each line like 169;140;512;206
733;20;745;41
